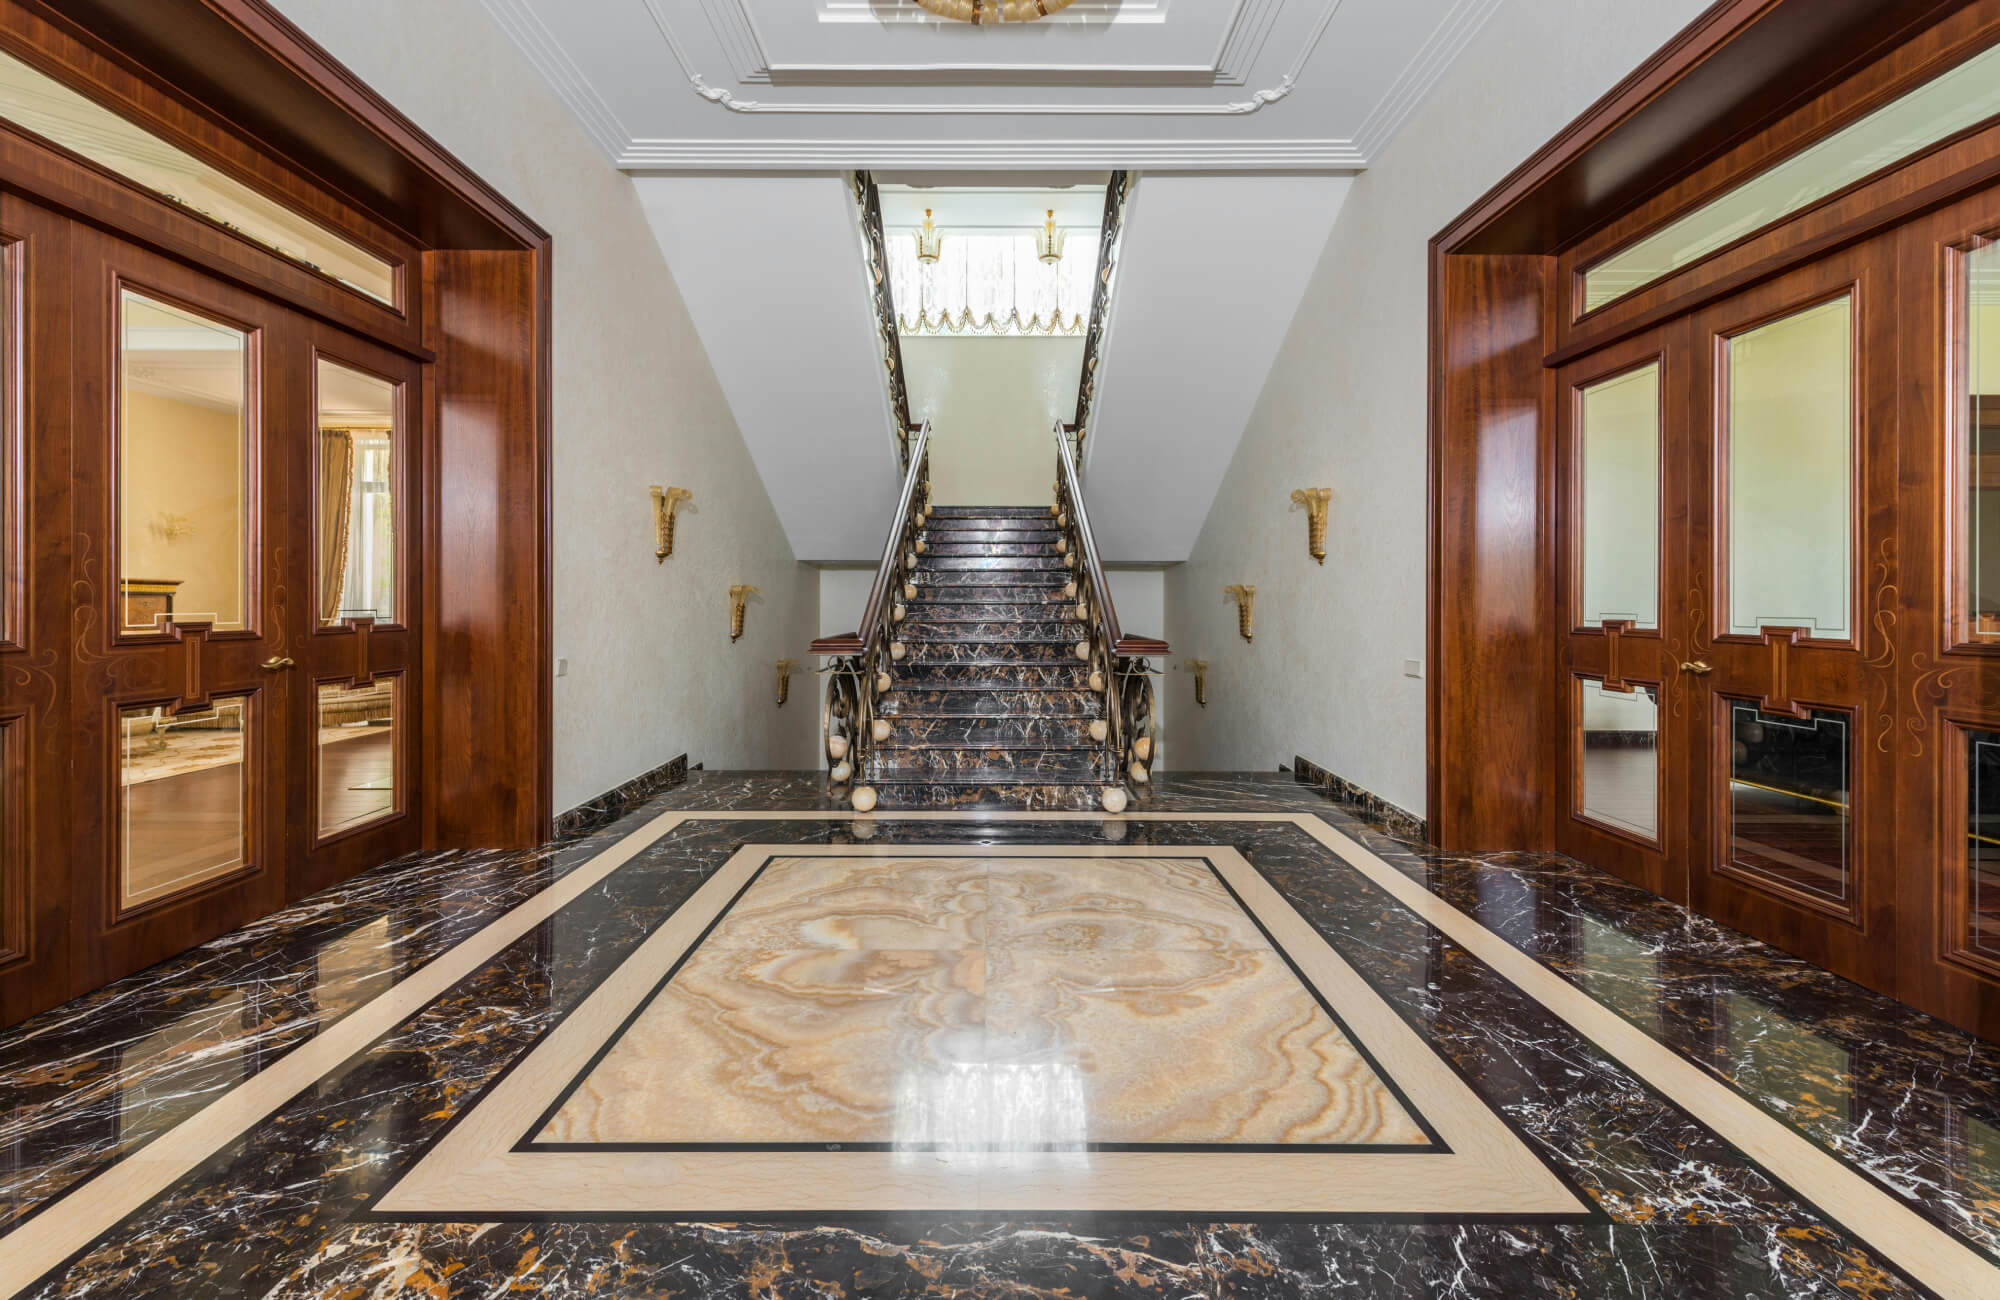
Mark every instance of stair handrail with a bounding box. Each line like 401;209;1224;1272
1052;420;1166;790
810;420;931;803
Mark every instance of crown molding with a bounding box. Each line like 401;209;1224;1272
617;138;1368;170
477;0;628;161
1350;0;1505;160
670;0;1321;100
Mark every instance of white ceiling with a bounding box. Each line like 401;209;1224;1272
479;0;1507;170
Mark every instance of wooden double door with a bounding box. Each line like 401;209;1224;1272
1553;183;2000;1032
0;192;423;1022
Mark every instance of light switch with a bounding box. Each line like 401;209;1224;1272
1403;658;1422;679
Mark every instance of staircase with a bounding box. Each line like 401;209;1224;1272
872;505;1107;810
812;421;1163;814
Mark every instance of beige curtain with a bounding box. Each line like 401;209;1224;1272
318;429;354;622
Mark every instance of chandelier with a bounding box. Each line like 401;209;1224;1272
914;208;943;263
1035;209;1065;264
911;0;1079;24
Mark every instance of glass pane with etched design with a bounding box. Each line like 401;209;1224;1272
119;696;249;911
1579;364;1660;629
1728;704;1849;904
1968;243;2000;641
118;291;249;634
1577;677;1659;841
1725;297;1852;640
316;359;397;626
317;678;397;836
1969;729;2000;957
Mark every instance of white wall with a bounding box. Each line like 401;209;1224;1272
1164;0;1713;815
904;336;1081;506
270;0;820;811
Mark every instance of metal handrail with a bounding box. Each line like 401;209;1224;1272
811;420;931;658
1052;420;1167;659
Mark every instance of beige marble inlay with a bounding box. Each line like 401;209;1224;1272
539;855;1426;1148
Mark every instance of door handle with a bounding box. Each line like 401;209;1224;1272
1679;660;1712;675
261;656;295;671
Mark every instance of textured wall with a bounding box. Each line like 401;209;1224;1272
269;0;820;810
1163;0;1714;816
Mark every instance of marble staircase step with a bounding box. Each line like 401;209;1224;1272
921;542;1061;558
920;527;1059;545
902;641;1081;665
922;555;1068;572
899;602;1074;622
879;716;1099;748
870;747;1104;781
889;663;1093;689
899;620;1086;641
869;780;1107;811
925;505;1053;519
878;689;1102;718
910;570;1067;589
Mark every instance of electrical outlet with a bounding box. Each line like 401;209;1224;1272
1403;658;1422;679
555;657;569;677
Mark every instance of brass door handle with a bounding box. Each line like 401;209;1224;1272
261;656;295;670
1679;660;1712;675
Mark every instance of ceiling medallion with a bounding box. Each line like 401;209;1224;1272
911;0;1079;24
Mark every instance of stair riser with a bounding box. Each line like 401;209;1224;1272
871;749;1103;780
891;664;1094;689
902;643;1081;665
911;571;1067;589
878;690;1103;718
871;783;1108;811
921;543;1061;558
921;529;1060;545
900;604;1075;622
900;622;1086;641
922;555;1068;572
885;717;1099;748
925;506;1053;519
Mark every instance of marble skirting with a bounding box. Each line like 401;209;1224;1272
1293;754;1428;843
551;752;690;840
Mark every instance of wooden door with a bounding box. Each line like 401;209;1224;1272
1554;321;1692;902
285;321;422;897
67;224;306;991
0;193;72;1022
1679;241;1900;990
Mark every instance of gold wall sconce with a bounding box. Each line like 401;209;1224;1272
1224;584;1256;642
1184;658;1209;708
775;658;797;707
729;584;759;641
650;485;692;562
1291;488;1331;564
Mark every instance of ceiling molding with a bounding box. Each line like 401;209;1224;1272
650;0;1338;109
1351;0;1505;161
477;0;629;161
618;139;1368;170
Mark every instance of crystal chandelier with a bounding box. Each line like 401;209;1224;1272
1035;209;1066;264
912;0;1079;24
914;208;943;263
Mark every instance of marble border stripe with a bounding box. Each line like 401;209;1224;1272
0;811;1993;1298
370;843;1586;1218
0;807;699;1298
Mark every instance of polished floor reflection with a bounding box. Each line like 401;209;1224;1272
2;773;2000;1298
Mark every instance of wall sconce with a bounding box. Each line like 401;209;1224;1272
1183;658;1209;708
650;485;692;562
1224;584;1256;642
1290;488;1331;564
729;584;759;641
775;658;797;707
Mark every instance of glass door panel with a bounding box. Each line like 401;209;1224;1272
1577;677;1660;840
1725;704;1851;905
117;292;250;634
1724;296;1853;641
1966;242;2000;642
1579;364;1661;629
1967;729;2000;960
315;676;398;836
316;358;397;626
117;695;251;910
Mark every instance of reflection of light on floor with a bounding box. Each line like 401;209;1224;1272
892;1061;1091;1169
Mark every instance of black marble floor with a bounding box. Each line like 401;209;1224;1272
0;771;1996;1297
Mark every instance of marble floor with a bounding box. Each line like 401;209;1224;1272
4;772;2000;1297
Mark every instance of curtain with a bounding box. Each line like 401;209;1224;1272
887;230;1099;336
318;428;354;622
